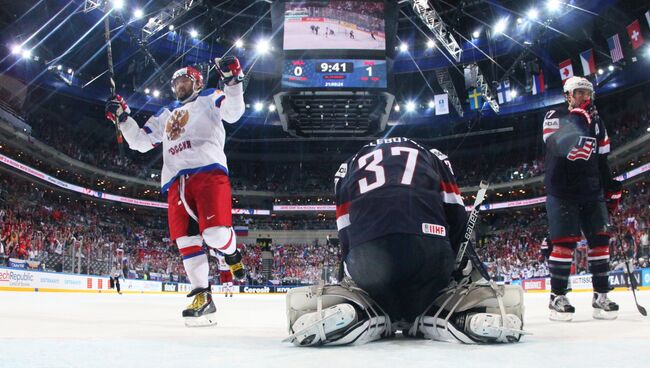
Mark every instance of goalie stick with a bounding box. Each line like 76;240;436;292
102;4;123;155
454;180;489;271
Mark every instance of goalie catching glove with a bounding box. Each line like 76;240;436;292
215;56;243;86
105;94;130;124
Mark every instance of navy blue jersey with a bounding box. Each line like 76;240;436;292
543;106;613;201
334;137;468;259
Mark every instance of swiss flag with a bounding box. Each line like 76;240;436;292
627;20;645;50
559;59;573;82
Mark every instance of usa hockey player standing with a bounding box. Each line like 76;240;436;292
542;76;621;321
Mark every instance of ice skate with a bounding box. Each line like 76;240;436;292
592;292;619;320
183;286;217;327
549;293;575;321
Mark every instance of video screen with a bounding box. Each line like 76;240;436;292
283;1;385;51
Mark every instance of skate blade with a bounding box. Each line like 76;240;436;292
184;312;218;327
593;309;618;320
549;310;573;322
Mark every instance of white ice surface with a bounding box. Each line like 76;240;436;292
1;291;649;368
283;21;385;50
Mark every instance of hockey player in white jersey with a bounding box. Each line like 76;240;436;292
213;250;235;297
105;56;246;327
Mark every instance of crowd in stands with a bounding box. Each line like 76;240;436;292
2;165;648;286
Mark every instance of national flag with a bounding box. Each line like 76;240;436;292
567;137;596;161
607;34;624;63
580;49;596;75
434;93;449;115
559;59;573;82
468;89;482;110
532;70;545;95
646;10;650;30
464;65;477;89
627;20;645;49
496;80;512;104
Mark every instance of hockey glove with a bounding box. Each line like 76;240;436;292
215;56;243;86
605;180;622;214
105;94;131;124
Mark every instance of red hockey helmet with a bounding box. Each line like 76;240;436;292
171;66;204;97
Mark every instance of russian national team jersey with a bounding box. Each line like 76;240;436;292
216;253;230;271
334;137;468;258
122;83;244;192
542;106;611;201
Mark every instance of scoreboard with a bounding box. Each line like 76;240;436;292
282;59;387;89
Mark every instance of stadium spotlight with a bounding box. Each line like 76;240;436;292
517;17;523;24
21;48;32;59
10;44;22;55
268;104;276;112
394;104;400;112
111;0;124;10
527;8;539;20
428;100;435;109
189;29;198;38
472;30;480;39
608;65;614;71
67;68;73;74
256;39;271;54
405;101;416;112
493;18;508;34
254;102;264;111
510;90;518;98
152;89;160;98
597;68;604;75
426;39;435;48
168;25;175;31
144;88;150;94
133;8;143;19
56;65;62;71
546;0;561;12
235;39;244;48
399;43;408;52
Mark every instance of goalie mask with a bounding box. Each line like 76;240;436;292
171;66;204;103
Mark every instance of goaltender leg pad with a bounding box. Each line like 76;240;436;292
409;280;526;344
285;281;391;346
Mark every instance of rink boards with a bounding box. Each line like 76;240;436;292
1;266;650;294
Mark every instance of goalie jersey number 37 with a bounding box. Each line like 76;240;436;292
334;137;468;258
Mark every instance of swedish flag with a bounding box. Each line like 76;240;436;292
468;89;483;110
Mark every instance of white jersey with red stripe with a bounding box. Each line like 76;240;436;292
334;137;468;258
216;253;230;271
118;83;245;192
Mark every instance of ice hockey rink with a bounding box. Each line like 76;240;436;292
1;290;649;368
283;21;385;50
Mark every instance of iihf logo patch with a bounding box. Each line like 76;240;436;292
567;136;596;161
422;223;446;237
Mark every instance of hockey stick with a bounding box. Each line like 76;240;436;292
454;180;489;271
616;241;647;316
103;4;123;156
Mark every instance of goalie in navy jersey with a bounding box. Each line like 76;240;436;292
542;76;621;321
284;137;525;346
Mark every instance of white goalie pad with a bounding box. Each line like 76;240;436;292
409;280;527;344
285;282;390;346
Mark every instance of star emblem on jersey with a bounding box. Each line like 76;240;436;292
165;109;189;141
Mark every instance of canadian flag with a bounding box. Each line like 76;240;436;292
627;20;645;50
559;59;573;82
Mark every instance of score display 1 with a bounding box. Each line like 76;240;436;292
282;59;387;89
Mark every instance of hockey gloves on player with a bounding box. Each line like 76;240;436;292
105;95;131;124
215;56;243;86
605;180;623;214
